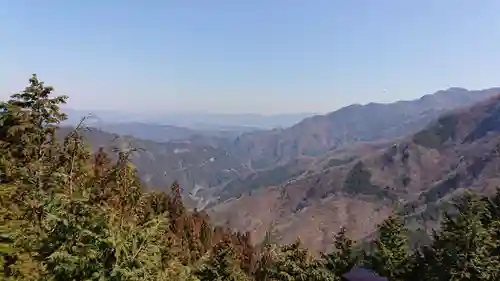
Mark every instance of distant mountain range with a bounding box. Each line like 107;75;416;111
210;88;500;252
59;86;500;252
62;109;315;130
91;122;264;143
228;87;500;170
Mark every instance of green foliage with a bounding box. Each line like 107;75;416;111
415;193;500;281
195;239;248;281
259;239;334;281
422;173;461;204
321;227;357;277
0;75;249;281
344;161;396;200
364;215;410;281
464;106;500;143
413;114;458;149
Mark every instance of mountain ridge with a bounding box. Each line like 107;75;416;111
209;92;500;252
228;87;500;170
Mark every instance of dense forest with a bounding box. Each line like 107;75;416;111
1;75;500;280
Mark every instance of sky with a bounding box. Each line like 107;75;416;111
1;0;500;114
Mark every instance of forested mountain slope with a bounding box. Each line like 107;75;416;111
210;92;500;252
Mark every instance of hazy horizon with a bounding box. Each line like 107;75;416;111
62;84;500;116
62;107;318;117
2;1;500;114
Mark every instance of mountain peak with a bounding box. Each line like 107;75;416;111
444;87;469;92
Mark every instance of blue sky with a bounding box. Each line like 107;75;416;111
1;0;500;114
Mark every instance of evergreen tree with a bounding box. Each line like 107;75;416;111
254;243;277;281
195;239;249;281
423;193;500;281
168;181;186;234
199;220;213;251
322;227;357;278
364;215;410;281
0;75;69;280
0;74;67;181
485;189;500;257
270;239;334;281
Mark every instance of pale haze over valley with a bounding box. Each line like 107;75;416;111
2;1;500;118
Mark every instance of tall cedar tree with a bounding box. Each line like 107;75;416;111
269;239;334;281
195;238;248;281
321;227;357;277
364;214;410;281
423;193;500;281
